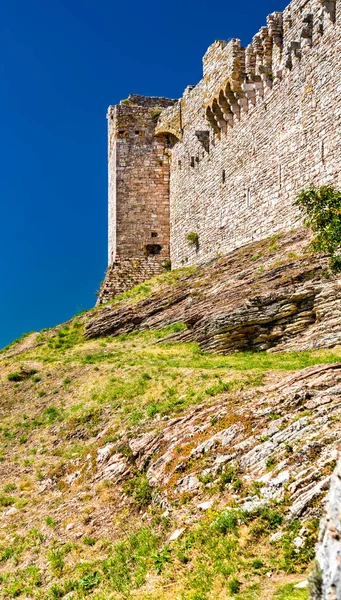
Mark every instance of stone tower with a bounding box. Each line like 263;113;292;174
97;94;175;304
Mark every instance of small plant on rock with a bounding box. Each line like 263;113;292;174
7;368;38;382
294;185;341;272
186;231;199;250
150;108;162;121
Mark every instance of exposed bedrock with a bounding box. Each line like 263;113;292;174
312;456;341;600
86;230;341;354
65;361;341;529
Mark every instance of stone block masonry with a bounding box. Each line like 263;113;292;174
98;0;341;303
97;95;175;304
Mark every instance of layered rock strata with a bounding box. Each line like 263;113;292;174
87;230;341;355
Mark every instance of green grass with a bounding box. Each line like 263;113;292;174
273;582;308;599
0;289;336;599
123;473;153;506
1;506;311;600
107;265;197;307
6;324;341;441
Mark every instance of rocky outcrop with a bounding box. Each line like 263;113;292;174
313;456;341;600
85;230;341;354
62;362;341;525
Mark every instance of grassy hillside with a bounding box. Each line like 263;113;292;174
1;233;340;599
1;318;340;598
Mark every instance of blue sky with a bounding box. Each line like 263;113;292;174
0;0;288;349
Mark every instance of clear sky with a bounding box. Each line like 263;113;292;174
0;0;288;349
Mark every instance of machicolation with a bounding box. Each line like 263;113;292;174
97;0;341;305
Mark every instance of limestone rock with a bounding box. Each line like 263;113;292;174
314;456;341;599
169;528;185;542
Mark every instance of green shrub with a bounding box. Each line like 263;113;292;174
83;536;96;546
47;584;64;599
78;571;101;590
0;494;15;507
294;185;341;272
123;473;152;506
151;546;172;574
7;368;37;382
43;406;61;424
232;478;243;492
3;483;16;493
218;464;240;489
228;577;241;594
266;457;276;469
150;108;162;120
48;549;64;575
211;511;238;534
186;231;199;248
251;559;264;569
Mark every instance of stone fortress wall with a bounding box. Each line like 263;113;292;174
97;0;341;303
157;0;341;268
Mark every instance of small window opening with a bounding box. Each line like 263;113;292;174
195;156;199;164
190;156;195;168
151;231;158;238
178;160;182;169
135;130;140;135
144;244;162;256
119;130;125;135
222;170;226;184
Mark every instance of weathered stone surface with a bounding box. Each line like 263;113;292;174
313;455;341;599
97;95;175;304
87;230;341;356
64;359;341;527
162;0;341;270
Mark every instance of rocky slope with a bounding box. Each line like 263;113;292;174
1;229;341;600
86;229;341;354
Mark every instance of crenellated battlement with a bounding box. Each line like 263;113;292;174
99;0;341;303
158;0;337;139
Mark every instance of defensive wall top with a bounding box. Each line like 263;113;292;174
155;0;337;138
107;94;176;120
